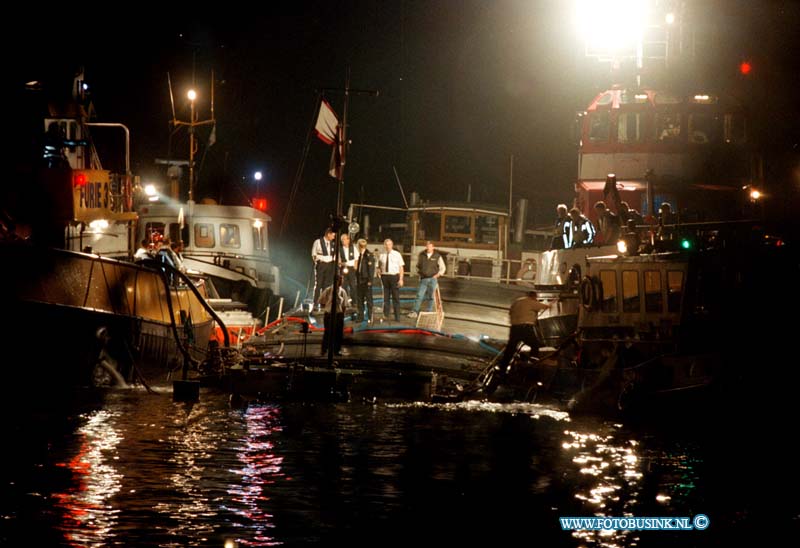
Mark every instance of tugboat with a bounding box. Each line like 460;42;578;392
136;78;281;323
1;75;226;389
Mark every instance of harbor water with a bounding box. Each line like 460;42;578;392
2;385;796;547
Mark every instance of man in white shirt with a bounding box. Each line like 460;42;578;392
311;228;337;306
409;241;446;318
339;233;359;304
376;238;405;321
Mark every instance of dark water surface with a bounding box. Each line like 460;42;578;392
1;387;796;547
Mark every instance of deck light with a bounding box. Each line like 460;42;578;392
617;240;628;254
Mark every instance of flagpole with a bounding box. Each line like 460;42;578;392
328;69;350;369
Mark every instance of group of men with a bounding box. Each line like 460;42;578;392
552;200;672;250
311;231;444;354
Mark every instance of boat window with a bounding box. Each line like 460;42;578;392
597;92;613;106
622;270;640;312
418;212;441;241
688;113;718;144
475;215;499;244
443;214;471;242
644;270;663;312
168;223;189;246
588;111;610;142
144;222;165;243
599;270;618;313
655;112;681;142
220;224;241;248
667;270;684;312
724;113;746;144
194;223;215;248
252;225;263;251
617;112;642;143
654;93;680;105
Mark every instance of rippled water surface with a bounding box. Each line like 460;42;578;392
1;387;796;546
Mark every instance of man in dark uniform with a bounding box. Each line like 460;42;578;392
311;228;337;307
354;238;375;322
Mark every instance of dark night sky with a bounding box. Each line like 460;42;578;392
9;1;800;259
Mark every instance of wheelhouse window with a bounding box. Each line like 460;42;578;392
622;270;640;312
168;223;188;245
194;223;215;248
443;214;471;242
688;113;717;144
220;224;241;248
667;270;684;313
475;215;499;244
617;112;642;143
145;222;165;243
252;224;267;251
655;112;681;142
599;270;618;313
418;212;442;241
588;111;610;142
644;270;663;312
724;113;746;144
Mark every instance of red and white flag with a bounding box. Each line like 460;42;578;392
315;99;339;145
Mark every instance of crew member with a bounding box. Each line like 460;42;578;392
594;201;621;245
376;238;404;321
355;238;375;323
311;228;337;306
409;241;445;318
499;290;551;372
564;208;595;248
339;233;359;303
318;276;348;356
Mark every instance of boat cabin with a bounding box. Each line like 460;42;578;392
406;203;509;279
579;252;688;341
137;202;280;299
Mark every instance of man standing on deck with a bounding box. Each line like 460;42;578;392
311;228;337;307
498;290;551;373
376;238;404;321
409;241;445;318
355;238;375;322
339;233;359;304
319;276;348;356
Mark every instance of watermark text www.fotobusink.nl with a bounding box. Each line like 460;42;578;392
560;514;709;531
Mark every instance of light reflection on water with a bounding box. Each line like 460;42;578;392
52;409;123;548
2;390;737;547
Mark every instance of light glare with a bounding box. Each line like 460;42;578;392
574;0;649;52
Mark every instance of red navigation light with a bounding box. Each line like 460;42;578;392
253;198;268;212
74;173;87;187
739;61;752;75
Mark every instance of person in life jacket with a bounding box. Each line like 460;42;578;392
552;204;569;250
409;241;446;318
564;208;596;248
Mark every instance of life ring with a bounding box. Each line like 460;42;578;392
580;276;594;309
516;259;537;282
580;275;602;310
592;276;604;308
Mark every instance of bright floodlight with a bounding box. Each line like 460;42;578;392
187;89;197;101
573;0;649;52
254;171;263;181
750;189;761;201
144;184;157;196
